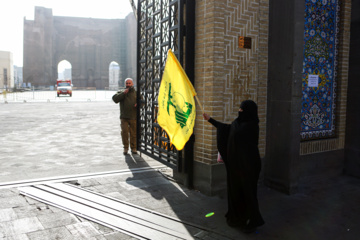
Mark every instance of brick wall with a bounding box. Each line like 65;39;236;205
193;0;351;161
194;0;269;164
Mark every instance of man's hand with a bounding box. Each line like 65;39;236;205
124;88;129;94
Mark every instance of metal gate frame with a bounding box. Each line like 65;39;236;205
136;0;189;171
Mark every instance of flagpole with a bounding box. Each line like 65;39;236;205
195;95;204;113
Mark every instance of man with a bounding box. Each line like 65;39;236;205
112;78;137;155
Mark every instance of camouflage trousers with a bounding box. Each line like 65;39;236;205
120;119;136;152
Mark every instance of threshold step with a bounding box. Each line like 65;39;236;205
19;183;199;239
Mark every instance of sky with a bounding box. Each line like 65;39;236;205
0;0;134;67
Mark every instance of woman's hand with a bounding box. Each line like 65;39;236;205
203;113;210;121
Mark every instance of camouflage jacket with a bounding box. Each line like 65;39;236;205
112;87;137;120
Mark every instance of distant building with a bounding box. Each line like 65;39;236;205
63;68;71;80
109;62;120;89
0;51;14;90
23;7;137;89
57;68;71;81
57;72;64;80
14;65;23;88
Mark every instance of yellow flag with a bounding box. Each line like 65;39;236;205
157;49;197;150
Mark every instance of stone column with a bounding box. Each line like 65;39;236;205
264;0;305;194
345;1;360;178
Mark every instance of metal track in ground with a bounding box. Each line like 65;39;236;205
0;166;168;189
18;183;215;240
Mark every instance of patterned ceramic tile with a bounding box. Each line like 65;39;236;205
301;0;340;140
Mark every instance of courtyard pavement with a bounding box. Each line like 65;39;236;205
0;98;360;239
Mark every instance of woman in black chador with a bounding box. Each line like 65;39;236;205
203;100;264;233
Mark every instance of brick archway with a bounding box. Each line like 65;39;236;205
23;6;137;89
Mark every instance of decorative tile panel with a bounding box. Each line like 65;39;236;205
301;0;340;140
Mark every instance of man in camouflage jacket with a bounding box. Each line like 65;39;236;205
113;78;137;155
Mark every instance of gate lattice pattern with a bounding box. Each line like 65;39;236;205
137;0;184;167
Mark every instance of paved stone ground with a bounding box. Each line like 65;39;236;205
0;100;161;183
1;170;360;240
1;100;360;239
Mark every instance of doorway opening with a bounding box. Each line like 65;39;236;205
58;60;72;80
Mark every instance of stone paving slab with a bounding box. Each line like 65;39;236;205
66;222;103;239
37;212;80;229
0;217;44;237
26;226;73;240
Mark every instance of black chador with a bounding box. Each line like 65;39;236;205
208;100;264;231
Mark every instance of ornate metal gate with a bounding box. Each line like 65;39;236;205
136;0;185;169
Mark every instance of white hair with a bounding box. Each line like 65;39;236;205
124;78;133;84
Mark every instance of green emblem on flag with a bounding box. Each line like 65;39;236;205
166;83;193;128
